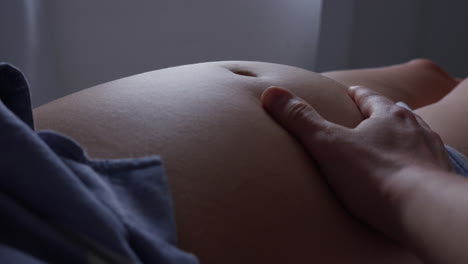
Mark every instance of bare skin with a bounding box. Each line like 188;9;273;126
322;58;459;109
324;58;468;155
415;78;468;155
261;85;468;264
33;60;460;263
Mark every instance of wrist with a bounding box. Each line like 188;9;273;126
377;165;443;241
390;165;453;244
393;166;468;263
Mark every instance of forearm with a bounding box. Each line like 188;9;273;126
396;166;468;264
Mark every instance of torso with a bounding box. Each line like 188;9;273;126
34;61;420;263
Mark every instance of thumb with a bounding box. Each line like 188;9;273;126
261;86;336;145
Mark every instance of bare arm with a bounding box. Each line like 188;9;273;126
398;166;468;264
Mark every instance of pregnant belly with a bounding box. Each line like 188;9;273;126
34;61;420;264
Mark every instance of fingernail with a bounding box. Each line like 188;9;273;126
395;101;413;111
261;86;293;112
348;85;364;97
349;85;361;91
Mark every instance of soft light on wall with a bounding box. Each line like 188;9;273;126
2;0;468;107
37;0;322;106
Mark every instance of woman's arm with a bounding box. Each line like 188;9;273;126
33;61;419;264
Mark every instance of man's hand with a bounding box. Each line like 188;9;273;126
260;85;453;239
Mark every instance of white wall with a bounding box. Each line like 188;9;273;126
4;1;468;107
32;0;321;107
315;0;355;71
419;0;468;77
316;0;424;71
0;0;60;105
316;0;468;76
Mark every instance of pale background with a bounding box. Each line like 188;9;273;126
1;0;468;107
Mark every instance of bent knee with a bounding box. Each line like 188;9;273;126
407;58;454;81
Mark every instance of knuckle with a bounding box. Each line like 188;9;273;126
362;94;378;104
315;125;335;139
285;100;312;123
388;106;412;119
311;126;340;147
355;89;374;102
359;94;384;109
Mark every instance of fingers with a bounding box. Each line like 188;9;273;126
348;86;396;118
261;86;338;143
349;86;431;134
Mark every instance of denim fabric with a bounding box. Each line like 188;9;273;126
0;63;198;264
446;145;468;177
